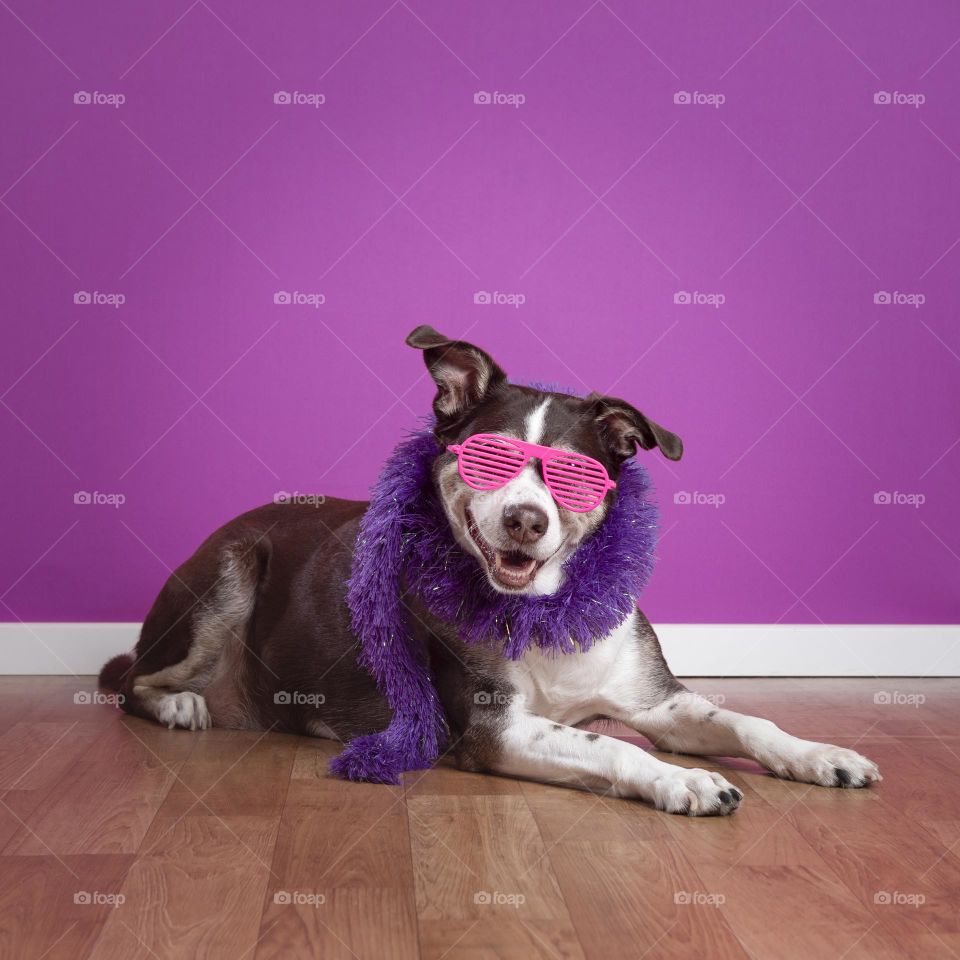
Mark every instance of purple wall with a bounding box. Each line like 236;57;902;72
2;1;958;624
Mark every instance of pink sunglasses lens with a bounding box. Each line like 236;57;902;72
544;455;609;511
459;436;525;489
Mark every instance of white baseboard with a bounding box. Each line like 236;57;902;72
0;622;957;676
656;624;959;676
1;623;142;675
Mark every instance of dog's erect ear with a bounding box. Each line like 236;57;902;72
406;325;507;425
586;392;683;462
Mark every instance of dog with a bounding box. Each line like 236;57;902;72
99;325;880;815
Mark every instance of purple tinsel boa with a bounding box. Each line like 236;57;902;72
329;426;659;784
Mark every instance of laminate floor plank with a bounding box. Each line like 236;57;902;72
408;794;585;959
0;677;956;959
254;738;419;960
0;853;133;960
88;816;278;960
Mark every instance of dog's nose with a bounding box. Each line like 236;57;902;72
502;503;548;545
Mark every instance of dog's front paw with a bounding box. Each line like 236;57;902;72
650;767;743;816
772;744;881;788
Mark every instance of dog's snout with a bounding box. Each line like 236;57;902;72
502;503;548;545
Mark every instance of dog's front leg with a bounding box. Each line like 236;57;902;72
466;710;742;815
623;691;881;789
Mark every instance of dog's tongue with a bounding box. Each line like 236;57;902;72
493;550;538;589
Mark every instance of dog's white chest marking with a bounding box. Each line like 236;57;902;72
506;615;641;724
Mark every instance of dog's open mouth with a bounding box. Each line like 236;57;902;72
466;510;544;590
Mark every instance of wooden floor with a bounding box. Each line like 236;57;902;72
1;677;958;959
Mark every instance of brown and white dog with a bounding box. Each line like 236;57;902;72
99;326;880;815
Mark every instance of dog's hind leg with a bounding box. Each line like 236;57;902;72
104;535;267;731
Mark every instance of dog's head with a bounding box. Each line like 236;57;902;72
407;325;682;596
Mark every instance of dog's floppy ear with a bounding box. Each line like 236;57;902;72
406;325;507;426
585;392;683;462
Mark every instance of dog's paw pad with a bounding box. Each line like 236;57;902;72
776;745;880;788
156;691;211;731
652;768;743;816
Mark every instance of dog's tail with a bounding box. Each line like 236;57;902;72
98;653;134;692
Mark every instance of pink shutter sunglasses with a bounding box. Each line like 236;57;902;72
447;433;616;513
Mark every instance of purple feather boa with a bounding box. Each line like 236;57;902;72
329;426;659;784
